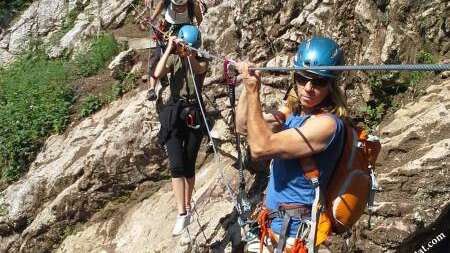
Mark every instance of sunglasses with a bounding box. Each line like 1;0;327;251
294;73;329;87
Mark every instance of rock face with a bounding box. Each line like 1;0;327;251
56;157;242;253
334;79;450;252
0;0;134;65
0;0;449;252
0;88;165;252
108;48;138;79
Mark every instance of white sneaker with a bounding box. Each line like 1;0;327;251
172;213;191;236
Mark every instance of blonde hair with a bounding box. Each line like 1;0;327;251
285;73;349;118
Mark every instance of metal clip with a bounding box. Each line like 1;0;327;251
163;31;171;41
186;113;200;129
370;168;378;191
295;220;311;241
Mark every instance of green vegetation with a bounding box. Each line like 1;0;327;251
62;6;82;33
0;52;73;181
0;33;122;182
0;205;6;217
79;73;138;118
0;193;7;216
73;34;121;77
61;225;76;240
79;95;103;118
361;50;436;129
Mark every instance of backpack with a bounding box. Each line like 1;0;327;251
301;121;382;246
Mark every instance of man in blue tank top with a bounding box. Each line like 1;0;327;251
236;37;347;252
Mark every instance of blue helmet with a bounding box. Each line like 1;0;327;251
178;25;202;49
294;36;344;79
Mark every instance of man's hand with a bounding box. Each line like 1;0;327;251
238;62;261;94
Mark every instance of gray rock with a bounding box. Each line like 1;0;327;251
0;0;135;66
1;90;163;252
48;20;90;58
108;49;137;79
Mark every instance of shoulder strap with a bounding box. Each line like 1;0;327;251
297;114;327;253
299;157;320;253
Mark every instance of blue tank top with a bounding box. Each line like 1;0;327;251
265;113;345;236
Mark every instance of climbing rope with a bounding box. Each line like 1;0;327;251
186;57;218;156
132;3;450;74
132;3;450;75
252;64;450;72
186;56;239;208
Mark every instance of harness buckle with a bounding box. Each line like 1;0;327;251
186;112;200;129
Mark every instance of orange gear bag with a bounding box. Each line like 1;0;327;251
314;122;381;245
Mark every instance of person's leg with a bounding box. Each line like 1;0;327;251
183;127;204;211
146;44;164;101
184;176;195;212
166;130;193;236
171;177;186;215
165;132;187;215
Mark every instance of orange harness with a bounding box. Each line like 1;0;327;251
257;208;308;253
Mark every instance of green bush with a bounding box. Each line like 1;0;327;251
0;52;73;180
399;50;435;97
0;33;122;181
416;50;434;64
79;95;102;118
122;72;138;91
360;104;386;129
104;82;124;103
73;33;121;77
80;73;139;118
362;50;436;129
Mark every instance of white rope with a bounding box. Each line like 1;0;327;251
186;56;238;202
186;57;218;156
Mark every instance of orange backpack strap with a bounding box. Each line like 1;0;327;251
298;156;321;253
